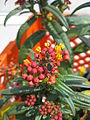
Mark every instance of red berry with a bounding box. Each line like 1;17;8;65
64;55;70;61
48;47;53;53
33;77;39;84
27;66;32;72
64;50;69;55
25;100;28;105
28;81;34;87
34;53;39;58
27;75;33;81
32;68;37;74
41;105;45;110
38;67;44;73
22;73;27;80
31;102;34;106
39;74;45;80
40;111;44;115
39;108;42;112
54;115;58;120
31;61;37;68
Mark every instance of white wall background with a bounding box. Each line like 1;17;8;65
0;0;90;53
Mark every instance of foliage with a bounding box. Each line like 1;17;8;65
1;0;90;120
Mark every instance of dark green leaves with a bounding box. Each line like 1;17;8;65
73;43;89;54
16;16;37;49
66;16;90;26
67;24;90;39
43;5;68;28
4;2;31;26
79;36;90;48
71;2;90;15
0;96;10;107
18;30;45;63
0;86;42;95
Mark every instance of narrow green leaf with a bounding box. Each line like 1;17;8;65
66;15;90;26
67;24;90;39
63;74;87;81
3;113;9;120
18;30;45;63
7;103;27;115
73;43;89;54
0;86;42;95
4;2;31;26
43;5;68;28
71;2;90;15
35;115;42;120
16;16;37;49
64;97;75;116
79;36;90;48
0;96;10;107
26;49;35;60
68;83;90;88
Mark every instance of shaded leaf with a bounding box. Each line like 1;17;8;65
73;43;89;54
16;16;37;49
0;86;42;95
43;5;68;28
79;36;90;48
71;2;90;15
18;30;45;63
66;15;90;26
3;113;9;120
4;2;31;26
0;96;10;107
67;24;90;39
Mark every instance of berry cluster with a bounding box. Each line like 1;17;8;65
65;0;71;4
22;42;70;86
22;60;45;87
15;0;26;5
39;101;62;120
25;95;36;106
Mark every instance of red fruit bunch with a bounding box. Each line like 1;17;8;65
65;0;71;4
15;0;26;5
39;101;62;120
25;95;36;106
22;60;45;87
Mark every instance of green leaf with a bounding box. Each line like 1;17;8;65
64;96;75;116
67;83;90;88
0;96;10;107
63;74;87;81
7;103;27;115
4;2;31;26
51;0;65;6
79;36;90;48
35;115;42;120
45;20;73;66
19;11;30;15
67;24;90;39
16;16;37;49
0;86;42;95
71;2;90;15
18;30;45;63
66;15;90;26
3;113;9;120
26;49;35;60
43;5;68;28
73;43;89;54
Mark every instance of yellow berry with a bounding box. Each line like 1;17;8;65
24;59;30;64
79;66;86;76
45;42;50;47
